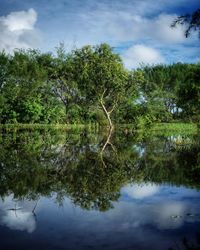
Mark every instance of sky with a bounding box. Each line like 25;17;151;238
0;0;199;68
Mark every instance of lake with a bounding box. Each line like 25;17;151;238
0;128;200;250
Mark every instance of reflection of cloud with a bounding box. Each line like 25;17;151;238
109;200;200;231
2;210;36;233
0;186;199;250
0;196;37;233
155;202;186;229
115;184;200;230
122;183;159;199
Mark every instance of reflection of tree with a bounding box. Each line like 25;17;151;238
137;135;200;189
0;129;139;211
0;130;200;211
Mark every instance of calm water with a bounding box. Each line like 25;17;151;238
0;129;200;250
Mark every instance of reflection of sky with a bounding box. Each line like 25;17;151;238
0;183;200;250
121;183;159;199
120;183;200;230
0;196;37;233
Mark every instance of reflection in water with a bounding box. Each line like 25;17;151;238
0;196;37;233
0;129;200;249
121;183;160;199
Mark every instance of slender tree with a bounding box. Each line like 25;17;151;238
71;44;138;129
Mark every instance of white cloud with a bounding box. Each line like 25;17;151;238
42;2;190;53
69;9;187;46
2;8;37;32
122;44;165;68
63;10;187;68
0;1;198;66
148;14;186;43
0;8;41;53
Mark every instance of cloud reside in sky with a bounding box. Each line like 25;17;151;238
0;0;199;68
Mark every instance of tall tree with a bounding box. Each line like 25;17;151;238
49;44;81;122
177;63;200;121
71;44;138;128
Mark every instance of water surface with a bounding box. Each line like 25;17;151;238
0;129;200;250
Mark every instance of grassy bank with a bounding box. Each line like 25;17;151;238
149;123;198;136
0;122;198;134
152;123;197;131
0;123;99;132
116;123;199;137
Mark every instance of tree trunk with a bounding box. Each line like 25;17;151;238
100;101;113;129
100;125;114;167
101;126;114;152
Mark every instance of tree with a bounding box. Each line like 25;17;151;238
48;44;81;122
171;8;200;38
71;43;138;129
0;51;10;123
139;63;200;122
0;49;66;124
177;63;200;121
140;64;179;122
0;49;47;123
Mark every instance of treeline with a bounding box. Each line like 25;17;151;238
0;43;199;125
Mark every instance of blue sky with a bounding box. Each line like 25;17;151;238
0;0;199;68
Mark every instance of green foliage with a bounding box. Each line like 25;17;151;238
177;63;200;121
0;45;199;125
140;63;200;123
71;43;137;127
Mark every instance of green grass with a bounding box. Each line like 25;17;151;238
0;122;198;135
152;122;197;131
0;123;99;132
150;123;198;136
115;122;199;137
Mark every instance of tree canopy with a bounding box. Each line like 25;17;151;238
0;44;199;125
